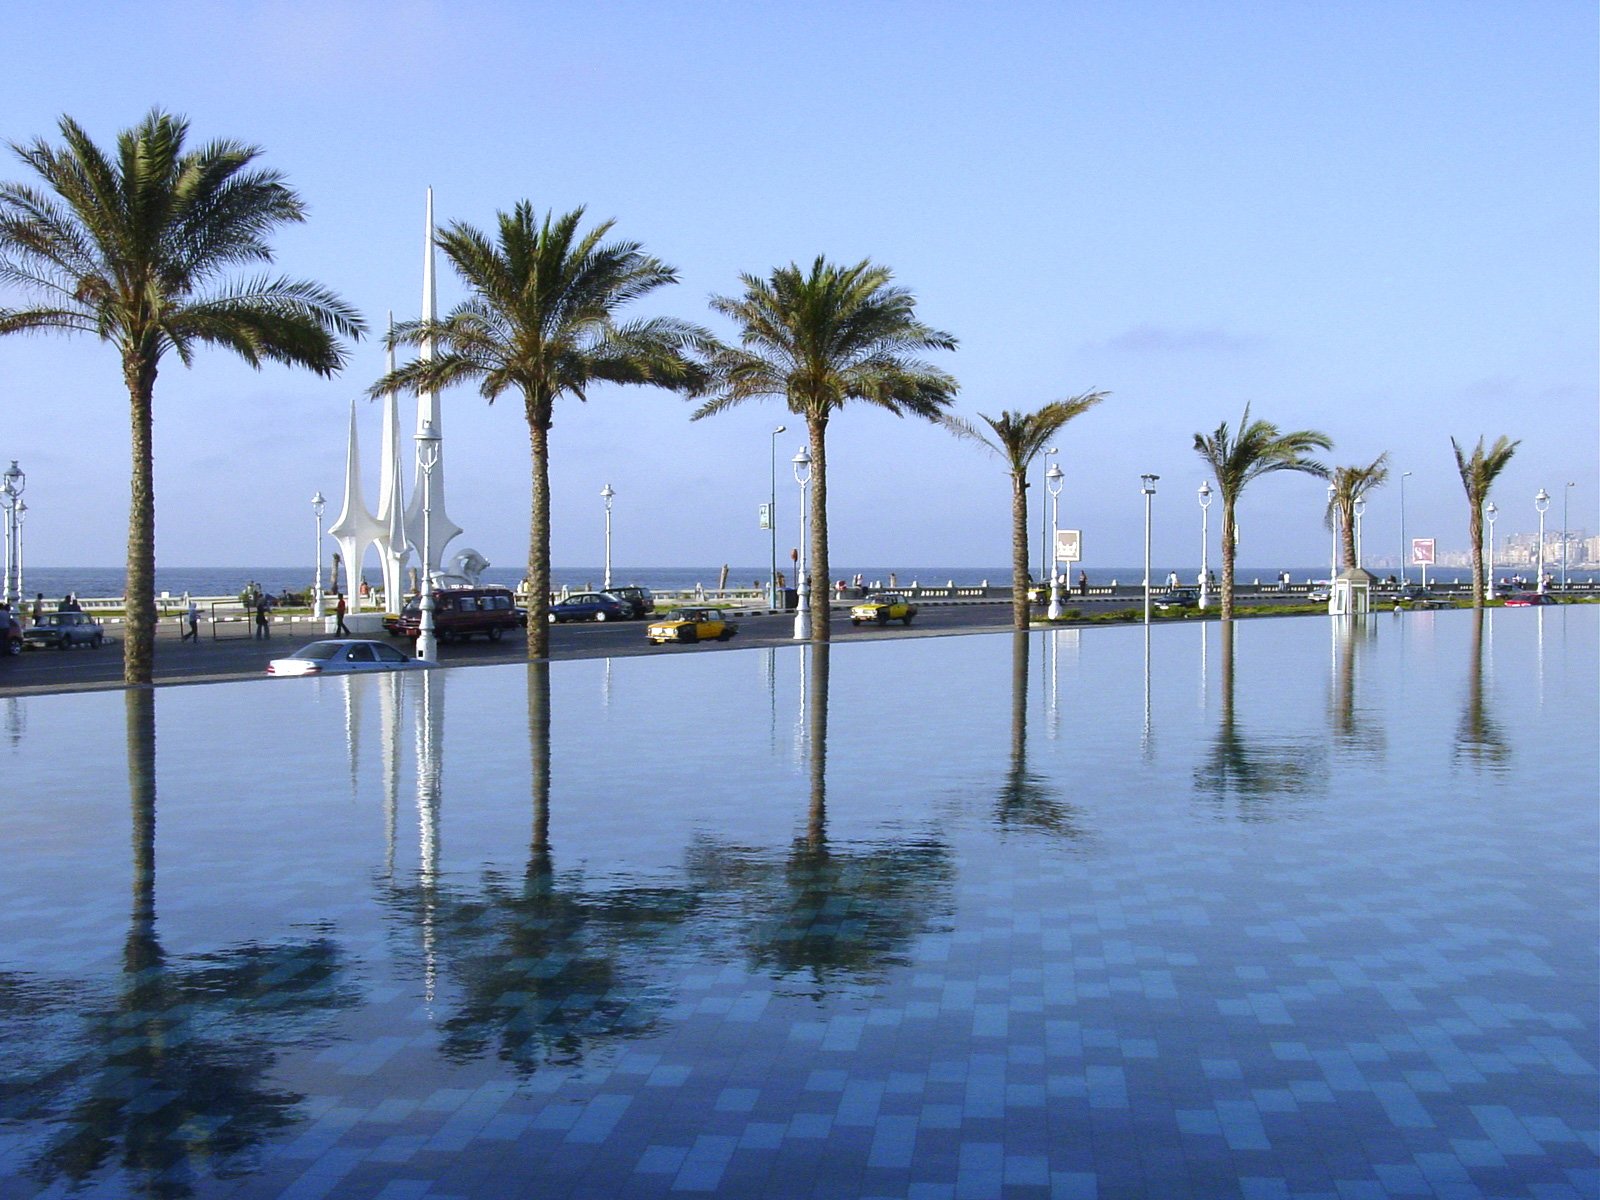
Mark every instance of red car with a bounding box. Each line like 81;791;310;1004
1503;592;1558;607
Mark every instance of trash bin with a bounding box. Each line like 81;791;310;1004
781;588;798;611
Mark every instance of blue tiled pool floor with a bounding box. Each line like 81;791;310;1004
1;611;1595;1197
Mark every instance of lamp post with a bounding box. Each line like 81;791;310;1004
770;425;786;608
13;499;25;610
1046;461;1064;620
1534;488;1550;594
1327;481;1339;592
1562;481;1575;591
1141;474;1158;626
311;491;327;619
792;448;812;640
1484;500;1497;600
600;483;615;590
1399;470;1412;585
415;421;441;661
1197;480;1213;610
1353;495;1366;570
1039;447;1058;586
0;461;25;608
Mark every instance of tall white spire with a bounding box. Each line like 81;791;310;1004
328;397;384;601
375;311;411;606
405;186;462;571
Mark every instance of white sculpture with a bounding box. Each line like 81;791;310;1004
403;187;462;572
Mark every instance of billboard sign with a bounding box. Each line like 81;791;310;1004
1055;529;1082;564
1411;537;1435;566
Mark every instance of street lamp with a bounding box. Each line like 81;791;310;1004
1045;462;1064;620
600;483;615;590
792;448;812;640
311;491;327;619
1353;495;1366;569
1141;474;1159;626
1484;500;1497;600
0;461;25;608
415;421;442;661
1399;470;1412;585
13;499;25;610
770;425;786;608
1039;447;1058;585
1327;482;1338;611
1534;488;1550;594
1197;480;1213;610
1562;481;1575;590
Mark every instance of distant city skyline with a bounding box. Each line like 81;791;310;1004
1;3;1594;577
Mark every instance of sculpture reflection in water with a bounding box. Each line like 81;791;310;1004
1195;623;1324;816
378;663;695;1075
1453;609;1510;772
687;643;954;995
997;631;1083;836
1328;616;1385;757
3;689;356;1198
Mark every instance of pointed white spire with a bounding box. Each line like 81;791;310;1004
328;397;384;601
405;186;462;571
375;311;411;607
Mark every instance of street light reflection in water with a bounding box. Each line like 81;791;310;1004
0;609;1595;1199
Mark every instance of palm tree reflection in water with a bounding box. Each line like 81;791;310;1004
687;644;955;995
1196;624;1324;816
1454;610;1510;771
998;632;1084;836
1329;618;1385;757
8;689;356;1198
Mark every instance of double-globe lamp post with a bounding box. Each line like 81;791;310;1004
1562;481;1575;591
792;448;812;640
415;421;441;662
1039;447;1057;589
1399;470;1412;585
1197;480;1213;610
311;491;326;619
0;460;25;608
600;483;615;591
1484;500;1497;600
1141;473;1158;626
1046;462;1064;620
1534;488;1549;594
1354;496;1366;569
770;425;786;608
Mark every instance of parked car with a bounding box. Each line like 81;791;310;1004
548;592;628;623
1394;585;1448;610
1503;592;1558;607
850;593;918;626
605;585;656;618
268;639;432;676
384;586;522;642
24;611;104;650
1154;588;1198;611
646;608;738;644
0;611;22;656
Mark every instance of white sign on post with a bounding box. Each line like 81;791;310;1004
1055;529;1082;564
758;503;772;531
1411;538;1435;566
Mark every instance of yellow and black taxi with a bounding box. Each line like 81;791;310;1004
646;608;739;645
850;592;918;626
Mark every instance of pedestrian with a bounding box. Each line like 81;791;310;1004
1167;570;1179;589
255;591;273;639
1078;570;1088;595
334;591;350;636
31;592;42;625
182;595;200;642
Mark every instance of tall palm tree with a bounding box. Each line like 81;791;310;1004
1451;435;1519;607
694;257;958;641
1193;405;1332;622
0;110;363;683
371;203;709;657
942;394;1106;629
1323;453;1390;569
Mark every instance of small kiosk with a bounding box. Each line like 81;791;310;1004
1328;566;1376;616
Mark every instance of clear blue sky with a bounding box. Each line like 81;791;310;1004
2;1;1595;573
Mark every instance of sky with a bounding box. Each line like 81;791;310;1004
1;1;1595;575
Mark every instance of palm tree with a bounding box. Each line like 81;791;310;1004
1323;453;1390;569
1193;406;1332;621
942;395;1106;629
1451;435;1519;607
695;257;958;641
0;110;363;683
371;203;709;657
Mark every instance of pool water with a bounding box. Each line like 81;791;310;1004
1;609;1595;1199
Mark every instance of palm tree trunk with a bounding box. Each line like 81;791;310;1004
807;417;830;643
526;411;551;657
1467;491;1485;607
1010;471;1030;630
1339;497;1356;569
1220;499;1237;622
123;353;158;685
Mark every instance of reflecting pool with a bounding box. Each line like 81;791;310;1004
1;609;1595;1199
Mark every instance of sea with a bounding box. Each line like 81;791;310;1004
18;564;1427;601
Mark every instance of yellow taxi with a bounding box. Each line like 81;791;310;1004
646;608;739;645
850;593;919;626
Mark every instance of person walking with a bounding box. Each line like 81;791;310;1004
334;591;350;636
182;595;200;642
31;592;43;626
254;591;273;639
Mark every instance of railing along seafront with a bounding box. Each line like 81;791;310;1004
43;575;1599;628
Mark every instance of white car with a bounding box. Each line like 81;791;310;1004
267;639;433;676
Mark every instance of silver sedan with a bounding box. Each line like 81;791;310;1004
267;639;433;676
